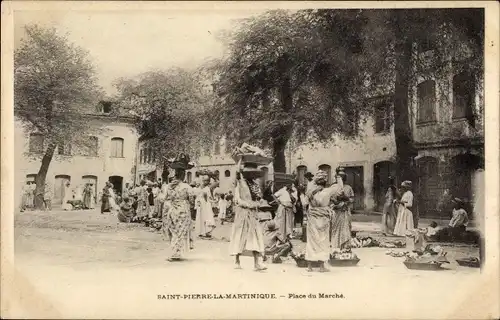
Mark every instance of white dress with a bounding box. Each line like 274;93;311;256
393;191;415;236
194;186;216;235
108;188;119;212
62;186;72;211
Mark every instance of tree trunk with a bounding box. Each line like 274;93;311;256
393;32;418;185
34;143;56;210
272;135;288;173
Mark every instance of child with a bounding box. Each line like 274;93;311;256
263;221;293;263
118;197;135;223
218;194;227;225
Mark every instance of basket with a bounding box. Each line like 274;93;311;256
403;261;444;271
328;258;360;267
292;256;322;268
456;258;480;268
232;153;273;166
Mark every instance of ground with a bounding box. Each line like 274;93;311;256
10;209;482;319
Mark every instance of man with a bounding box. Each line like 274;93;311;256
263;221;293;263
43;182;53;211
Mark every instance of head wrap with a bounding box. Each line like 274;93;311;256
314;170;328;183
401;180;412;188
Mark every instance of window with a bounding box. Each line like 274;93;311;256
83;136;98;157
453;72;475;121
110;137;124;158
417;80;436;123
224;170;231;178
58;142;72;156
374;101;391;133
318;164;332;185
97;101;112;114
28;133;44;153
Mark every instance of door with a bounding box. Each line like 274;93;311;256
373;161;396;212
54;175;71;205
296;165;307;185
82;175;98;199
109;176;123;196
417;157;440;217
343;166;364;211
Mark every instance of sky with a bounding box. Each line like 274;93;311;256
14;8;268;95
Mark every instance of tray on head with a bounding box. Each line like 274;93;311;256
232;153;273;166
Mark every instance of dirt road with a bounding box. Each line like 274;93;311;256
10;210;482;319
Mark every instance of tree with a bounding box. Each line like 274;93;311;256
15;24;103;209
207;10;376;172
114;68;213;176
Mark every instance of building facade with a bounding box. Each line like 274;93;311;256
15;110;138;208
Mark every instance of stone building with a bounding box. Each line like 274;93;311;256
15;102;138;208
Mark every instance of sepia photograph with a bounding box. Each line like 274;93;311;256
1;1;499;319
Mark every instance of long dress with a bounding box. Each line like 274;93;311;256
108;188;119;213
195;186;216;236
274;187;296;239
101;187;110;213
305;183;342;262
162;180;192;259
62;185;72;211
393;191;414;236
229;179;265;256
83;186;92;209
330;184;354;250
381;186;397;234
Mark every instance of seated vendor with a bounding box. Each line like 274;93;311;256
263;221;292;263
430;198;470;242
118;197;135;223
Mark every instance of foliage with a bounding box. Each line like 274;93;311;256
15;24;104;151
14;24;103;208
113;68;213;163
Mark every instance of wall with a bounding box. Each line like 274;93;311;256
288;115;396;211
15;115;138;207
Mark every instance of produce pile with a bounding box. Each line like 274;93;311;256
350;236;405;249
330;248;358;260
405;244;450;264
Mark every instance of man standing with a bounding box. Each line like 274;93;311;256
43;182;53;211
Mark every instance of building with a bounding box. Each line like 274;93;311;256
288;95;396;212
136;136;161;184
15;102;138;208
409;41;484;219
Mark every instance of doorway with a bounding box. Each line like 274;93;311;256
54;175;71;205
82;175;98;199
108;176;123;196
373;161;396;212
343;166;364;211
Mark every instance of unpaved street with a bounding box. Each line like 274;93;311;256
12;210;481;319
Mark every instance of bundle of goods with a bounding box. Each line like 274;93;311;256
350;236;380;248
405;228;428;252
148;218;163;231
231;143;273;166
403;244;450;270
385;250;409;257
290;252;322;268
378;240;406;248
329;248;360;266
456;257;480;268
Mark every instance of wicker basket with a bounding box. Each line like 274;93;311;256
232;153;273;166
292;256;322;268
328;258;360;267
456;258;480;268
403;261;444;270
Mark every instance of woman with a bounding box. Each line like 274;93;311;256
393;181;414;236
330;169;354;250
100;183;111;214
83;184;92;209
62;182;72;211
107;183;119;214
161;154;194;261
228;161;267;271
195;175;216;239
381;177;399;236
273;183;297;240
89;184;96;209
305;170;343;272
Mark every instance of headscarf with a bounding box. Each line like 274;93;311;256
401;180;412;189
314;170;328;183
